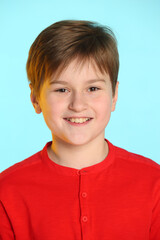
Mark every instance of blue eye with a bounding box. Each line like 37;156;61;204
88;87;100;92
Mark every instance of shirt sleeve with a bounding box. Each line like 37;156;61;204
150;181;160;240
0;201;15;240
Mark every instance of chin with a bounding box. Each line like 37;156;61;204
63;135;92;146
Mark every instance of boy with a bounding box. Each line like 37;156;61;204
0;20;160;240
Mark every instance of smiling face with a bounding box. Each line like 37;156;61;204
30;58;118;146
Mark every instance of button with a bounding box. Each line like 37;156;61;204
82;192;87;198
82;216;88;222
77;170;87;175
82;170;87;174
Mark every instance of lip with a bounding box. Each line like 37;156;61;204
64;118;93;126
64;117;93;119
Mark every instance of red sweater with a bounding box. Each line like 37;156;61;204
0;139;160;240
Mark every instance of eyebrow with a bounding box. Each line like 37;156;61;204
49;79;106;85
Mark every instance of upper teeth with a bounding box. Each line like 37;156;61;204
66;118;91;123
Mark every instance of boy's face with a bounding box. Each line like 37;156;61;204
30;59;118;146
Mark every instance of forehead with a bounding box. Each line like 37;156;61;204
48;58;108;84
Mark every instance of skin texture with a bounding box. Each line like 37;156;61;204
30;59;119;169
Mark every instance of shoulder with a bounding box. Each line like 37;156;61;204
114;144;159;168
112;143;160;177
0;150;42;186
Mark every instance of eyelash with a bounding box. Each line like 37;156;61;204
55;87;100;93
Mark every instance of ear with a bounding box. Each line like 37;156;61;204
111;81;119;112
29;84;42;114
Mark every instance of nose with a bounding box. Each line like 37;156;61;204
68;91;87;112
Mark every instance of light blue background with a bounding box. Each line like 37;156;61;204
0;0;160;172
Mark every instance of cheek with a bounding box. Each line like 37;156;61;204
42;96;60;115
93;95;112;116
41;100;62;131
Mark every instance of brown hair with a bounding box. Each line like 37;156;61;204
26;20;119;99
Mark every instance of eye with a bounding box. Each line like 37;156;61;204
88;87;100;92
55;88;68;93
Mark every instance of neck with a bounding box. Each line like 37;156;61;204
47;135;109;169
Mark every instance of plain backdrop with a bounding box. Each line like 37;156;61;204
0;0;160;172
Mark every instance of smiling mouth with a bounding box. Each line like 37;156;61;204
64;117;92;123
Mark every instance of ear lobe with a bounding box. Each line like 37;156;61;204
111;81;119;112
29;84;42;114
